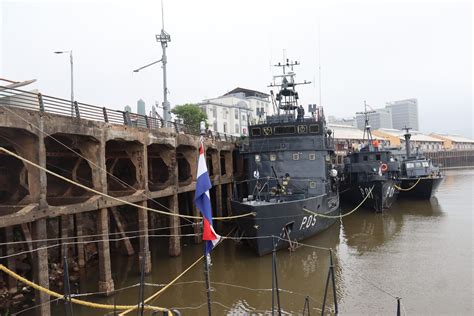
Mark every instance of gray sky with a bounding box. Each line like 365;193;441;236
1;0;472;137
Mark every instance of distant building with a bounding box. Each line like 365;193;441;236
124;105;132;112
137;99;146;116
429;133;474;150
328;116;356;127
355;108;392;130
373;128;444;153
385;98;419;130
198;87;272;136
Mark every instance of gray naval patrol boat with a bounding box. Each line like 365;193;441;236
396;127;444;199
339;103;401;212
231;59;340;256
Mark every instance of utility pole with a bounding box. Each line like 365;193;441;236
133;0;172;127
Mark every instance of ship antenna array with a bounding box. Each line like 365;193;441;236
356;101;376;148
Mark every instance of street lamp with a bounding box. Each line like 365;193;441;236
54;50;74;117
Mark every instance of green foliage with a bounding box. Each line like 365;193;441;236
171;103;207;133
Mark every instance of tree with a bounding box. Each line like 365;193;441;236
171;103;208;134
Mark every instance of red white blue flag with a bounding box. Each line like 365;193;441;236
195;142;221;255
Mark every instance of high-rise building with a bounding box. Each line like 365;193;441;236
385;98;419;130
355;108;392;130
124;105;132;112
137;99;146;116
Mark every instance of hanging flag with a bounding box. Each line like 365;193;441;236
195;142;221;255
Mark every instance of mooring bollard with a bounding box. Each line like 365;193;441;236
396;297;401;316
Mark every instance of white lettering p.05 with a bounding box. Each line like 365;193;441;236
300;215;317;230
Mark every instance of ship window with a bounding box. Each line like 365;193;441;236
251;128;261;136
422;161;429;167
376;154;381;161
337;155;343;164
309;153;316;160
415;162;422;168
309;181;316;188
292;153;300;160
274;125;296;135
363;156;368;161
309;124;320;133
270;153;277;161
406;162;414;168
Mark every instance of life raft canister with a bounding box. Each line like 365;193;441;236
381;163;388;172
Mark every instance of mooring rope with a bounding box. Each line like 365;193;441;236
394;177;422;191
0;264;171;313
302;186;374;219
0;146;255;221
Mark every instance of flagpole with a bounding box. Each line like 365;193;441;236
199;121;213;316
204;247;212;316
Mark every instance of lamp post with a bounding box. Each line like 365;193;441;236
54;50;74;117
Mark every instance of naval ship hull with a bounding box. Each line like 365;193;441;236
341;179;399;213
231;194;340;256
398;176;443;199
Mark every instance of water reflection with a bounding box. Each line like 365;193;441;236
47;170;471;315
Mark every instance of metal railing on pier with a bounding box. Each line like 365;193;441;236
0;86;239;142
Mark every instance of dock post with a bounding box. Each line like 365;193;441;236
63;254;74;316
138;201;151;274
271;238;282;316
321;249;338;315
396;298;401;316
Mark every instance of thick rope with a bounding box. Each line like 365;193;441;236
0;264;169;312
118;254;205;315
0;146;254;221
394;177;422;191
303;186;374;219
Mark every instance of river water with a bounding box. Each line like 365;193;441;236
51;169;473;315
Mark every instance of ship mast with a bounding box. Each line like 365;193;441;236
268;58;311;117
403;126;412;158
356;101;376;151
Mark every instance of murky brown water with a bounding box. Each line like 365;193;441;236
49;169;473;315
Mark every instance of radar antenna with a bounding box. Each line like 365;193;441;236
268;58;311;116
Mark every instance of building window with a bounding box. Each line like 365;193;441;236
223;122;227;133
235;124;239;133
223;110;228;119
242;114;246;121
213;121;217;132
235;109;239;119
212;107;217;118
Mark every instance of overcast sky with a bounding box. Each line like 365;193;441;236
1;0;472;137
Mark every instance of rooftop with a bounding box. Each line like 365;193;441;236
430;133;474;143
223;87;270;99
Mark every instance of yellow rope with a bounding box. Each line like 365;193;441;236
0;264;168;312
118;254;205;315
0;146;254;221
303;186;374;219
394;177;422;191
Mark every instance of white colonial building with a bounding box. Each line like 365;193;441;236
198;87;273;136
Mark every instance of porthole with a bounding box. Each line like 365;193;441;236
309;181;316;188
292;153;300;161
270;153;277;161
309;153;316;160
